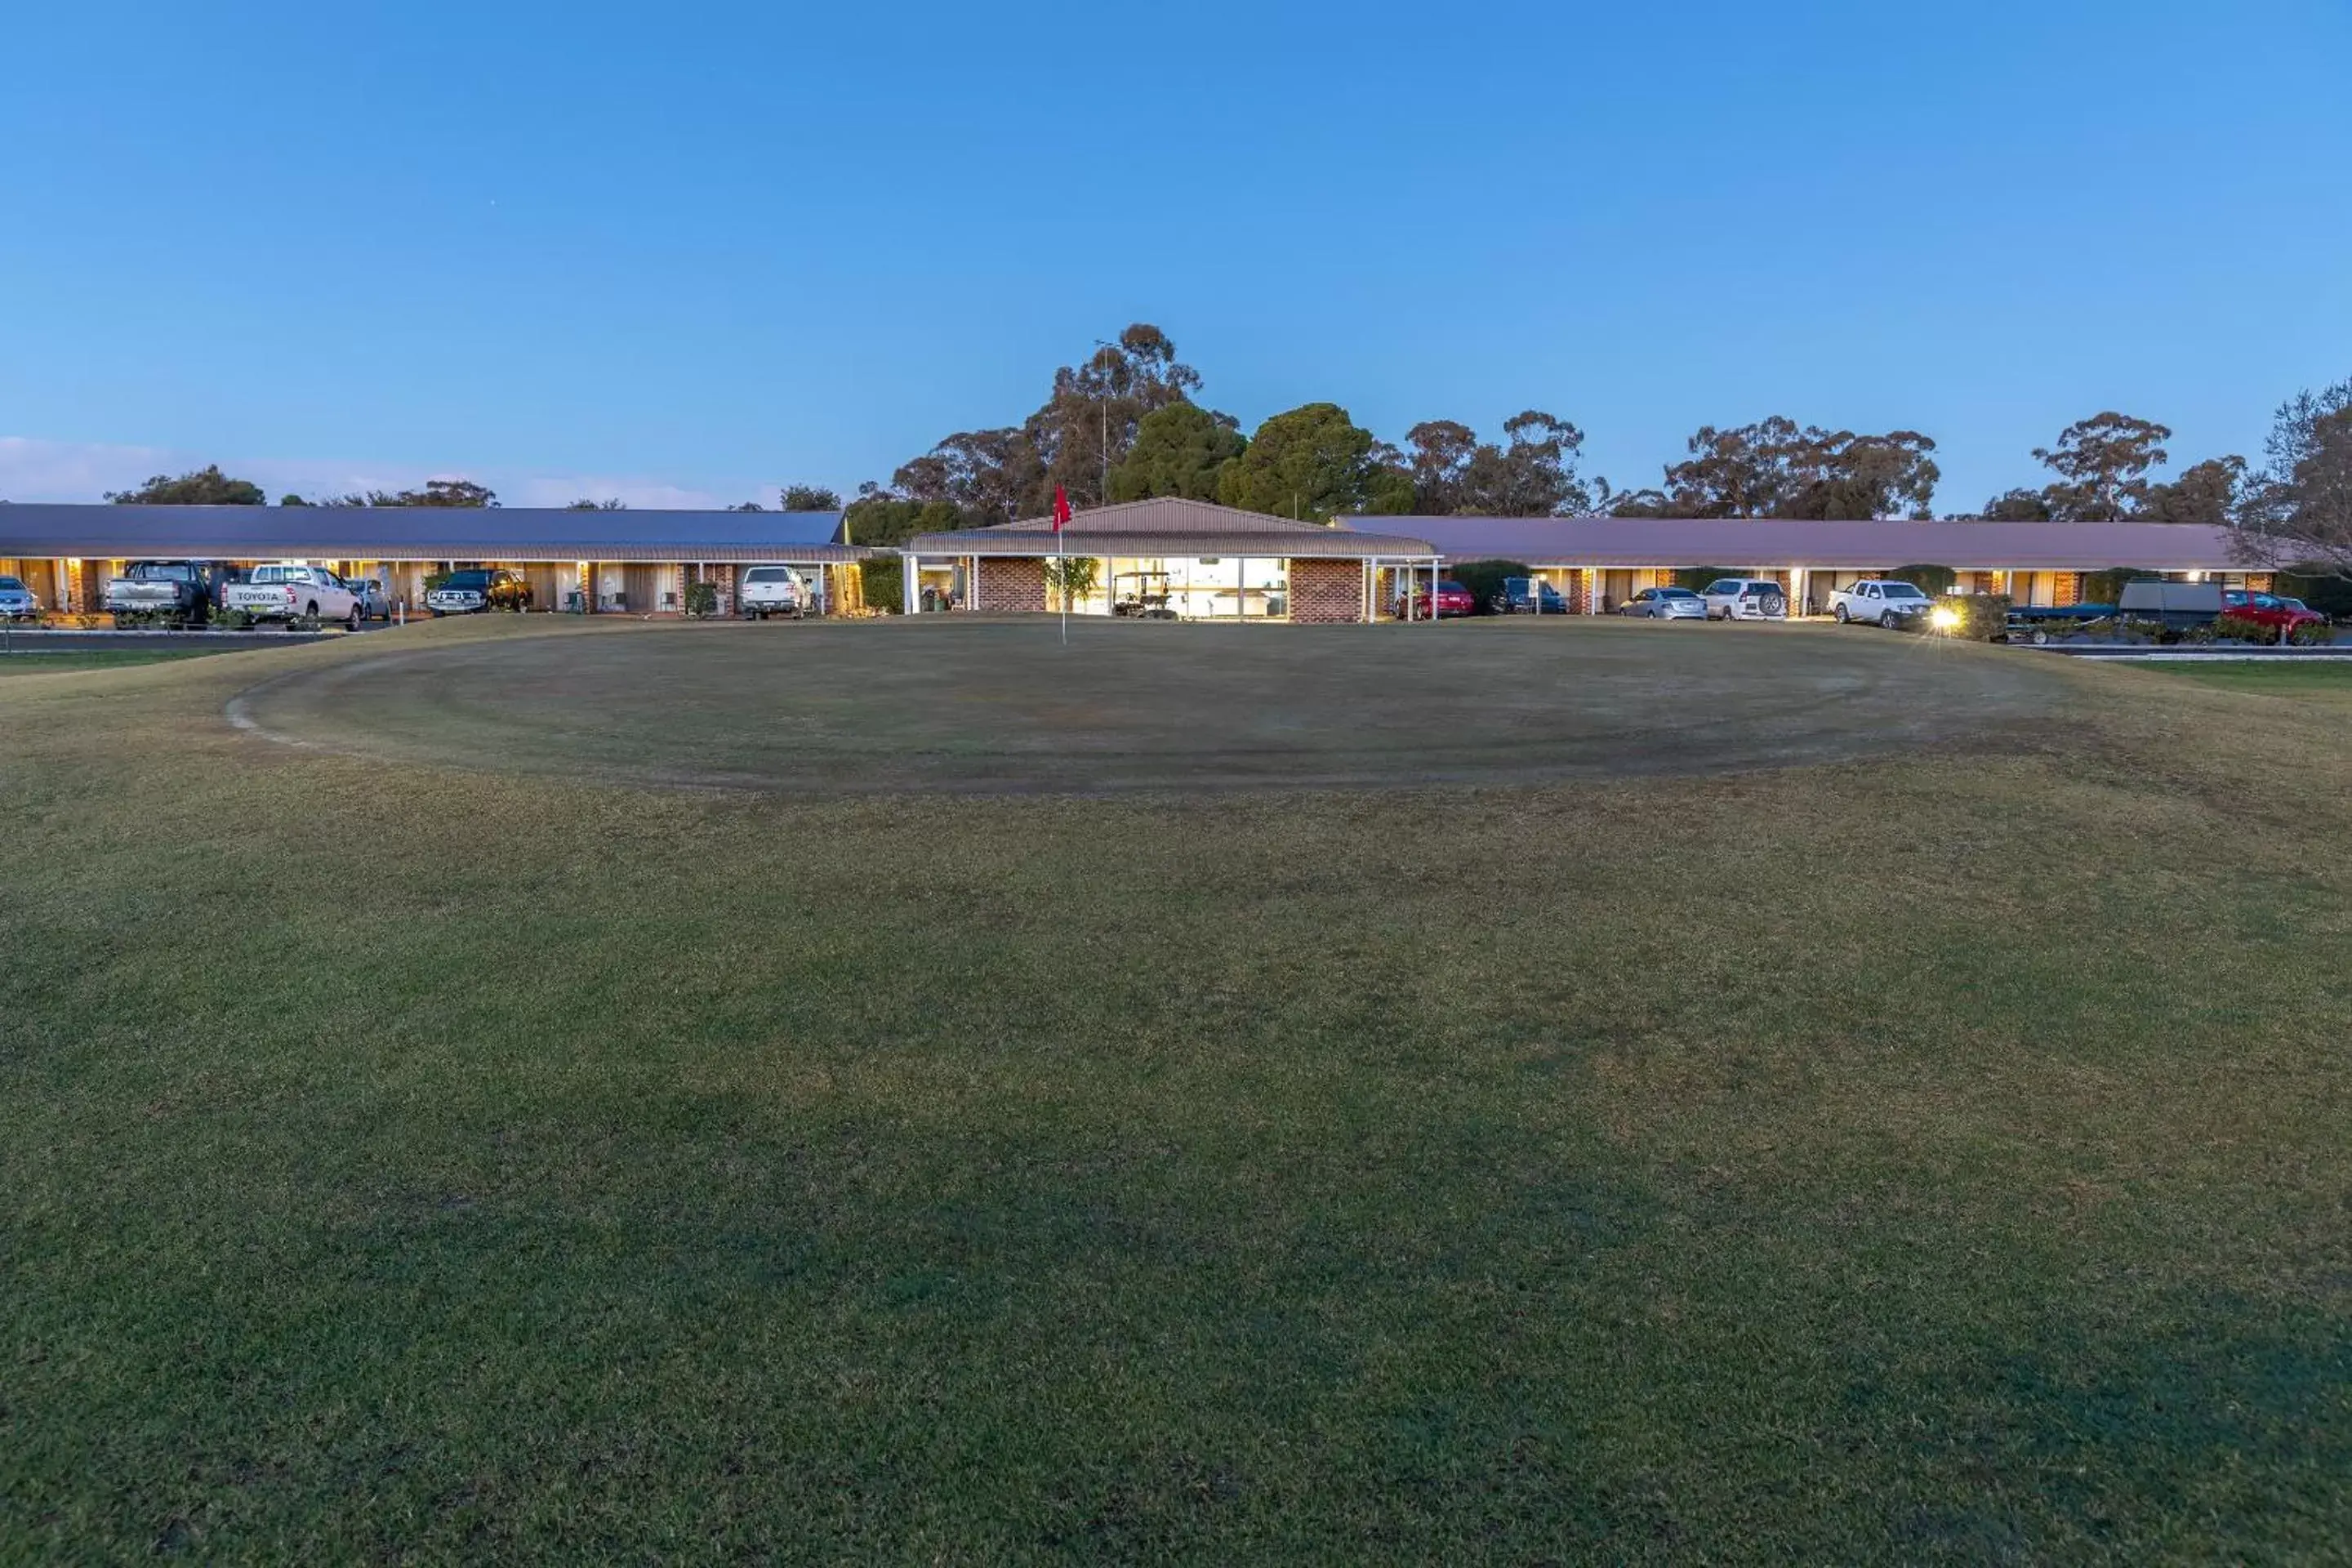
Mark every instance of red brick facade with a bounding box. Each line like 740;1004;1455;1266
1288;557;1362;623
975;556;1047;613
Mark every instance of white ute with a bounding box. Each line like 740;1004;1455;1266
225;563;362;630
737;566;813;620
1829;579;1933;627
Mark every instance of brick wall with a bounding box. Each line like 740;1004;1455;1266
974;556;1047;613
1288;557;1362;623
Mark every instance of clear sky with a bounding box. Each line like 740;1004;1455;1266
3;0;2347;512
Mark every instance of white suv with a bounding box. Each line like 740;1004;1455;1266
738;565;811;620
1830;580;1933;627
1700;577;1788;621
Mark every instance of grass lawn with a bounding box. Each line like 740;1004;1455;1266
0;647;240;676
2142;657;2352;710
3;617;2347;1561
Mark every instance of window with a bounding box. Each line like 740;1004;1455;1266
743;568;795;583
1883;584;1927;599
0;577;23;590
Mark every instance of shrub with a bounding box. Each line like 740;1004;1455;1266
1043;555;1100;611
2287;619;2334;647
859;558;904;615
1892;564;1957;597
682;579;719;618
2274;570;2352;620
1673;565;1735;594
2080;567;2159;605
2212;612;2275;644
1449;559;1530;614
1931;592;2009;640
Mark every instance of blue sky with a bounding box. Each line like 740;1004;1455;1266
3;0;2347;510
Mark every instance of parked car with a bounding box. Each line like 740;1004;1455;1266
1701;577;1788;621
738;565;812;620
225;563;363;629
0;574;40;621
1619;586;1708;620
425;568;532;616
345;575;391;621
1491;577;1569;614
1829;579;1932;627
1396;579;1477;619
105;560;225;626
2222;589;2331;642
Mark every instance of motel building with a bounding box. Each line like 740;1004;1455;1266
0;505;871;618
1375;515;2266;614
900;498;1445;621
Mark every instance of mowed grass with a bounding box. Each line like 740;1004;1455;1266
2147;657;2352;710
0;646;238;676
2;617;2348;1561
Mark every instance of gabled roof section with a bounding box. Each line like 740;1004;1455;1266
986;497;1356;535
0;504;860;563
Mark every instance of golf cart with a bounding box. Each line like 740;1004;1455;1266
1111;570;1178;619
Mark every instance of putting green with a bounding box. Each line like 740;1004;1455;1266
229;617;2072;793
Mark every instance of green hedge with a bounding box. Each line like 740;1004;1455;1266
1931;592;2009;640
1891;564;1957;597
859;558;904;615
1673;565;1736;593
2081;567;2159;605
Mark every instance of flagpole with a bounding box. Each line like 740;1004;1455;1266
1058;520;1067;648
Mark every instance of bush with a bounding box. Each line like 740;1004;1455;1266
1892;564;1958;597
2080;568;2159;605
2288;619;2334;647
682;579;719;618
1448;559;1530;615
1931;592;2009;640
858;558;904;615
2213;612;2276;644
2275;570;2352;620
1673;565;1735;594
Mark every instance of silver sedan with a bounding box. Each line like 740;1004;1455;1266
1619;586;1708;620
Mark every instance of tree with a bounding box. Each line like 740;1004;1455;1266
1658;419;1937;519
729;501;766;511
840;495;962;550
278;493;311;506
781;485;842;511
323;479;500;508
1402;421;1477;514
895;427;1045;527
106;465;266;505
1027;324;1204;508
2032;412;2170;520
1977;488;2052;521
567;497;627;510
1216;403;1379;523
2235;380;2352;576
1457;411;1594;515
1042;555;1101;610
2137;456;2247;526
1607;488;1676;517
1107;403;1246;502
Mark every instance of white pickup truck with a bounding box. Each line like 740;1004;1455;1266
737;565;813;620
1829;579;1934;627
225;563;363;629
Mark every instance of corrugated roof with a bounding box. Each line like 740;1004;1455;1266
0;504;862;563
1347;516;2247;571
909;497;1437;558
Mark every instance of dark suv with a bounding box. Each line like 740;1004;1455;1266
425;568;533;615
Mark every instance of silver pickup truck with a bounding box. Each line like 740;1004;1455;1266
105;561;223;625
224;564;363;629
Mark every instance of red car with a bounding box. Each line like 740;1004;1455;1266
2223;590;2331;640
1396;579;1477;619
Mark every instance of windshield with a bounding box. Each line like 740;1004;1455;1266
443;571;493;589
1659;588;1699;599
249;566;305;584
0;577;23;591
1744;583;1781;595
1439;581;1468;593
1882;584;1927;599
127;563;197;581
743;568;796;583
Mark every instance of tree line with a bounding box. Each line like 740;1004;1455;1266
81;324;2352;576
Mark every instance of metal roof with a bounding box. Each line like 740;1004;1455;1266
1344;515;2248;571
908;497;1438;559
0;504;864;564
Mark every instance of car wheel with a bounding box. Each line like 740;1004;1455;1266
430;609;445;618
345;605;361;631
1833;604;1849;623
1878;609;1895;628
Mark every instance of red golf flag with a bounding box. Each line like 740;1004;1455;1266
1052;485;1071;531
